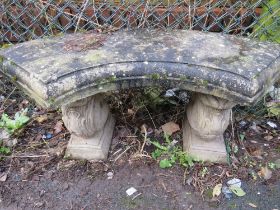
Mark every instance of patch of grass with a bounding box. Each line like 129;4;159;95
151;133;198;169
0;146;11;155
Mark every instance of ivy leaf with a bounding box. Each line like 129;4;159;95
150;140;167;151
0;146;11;155
159;159;172;168
151;149;163;159
212;183;222;197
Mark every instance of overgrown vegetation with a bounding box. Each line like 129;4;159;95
253;0;280;43
151;133;198;169
0;109;30;134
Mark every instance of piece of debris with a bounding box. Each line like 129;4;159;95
54;121;64;135
161;121;180;135
229;185;246;197
222;186;232;199
227;178;241;188
267;121;277;128
126;187;137;196
248;203;257;208
250;122;260;133
212;183;222;197
42;133;53;140
0;173;8;182
164;89;176;97
264;135;273;141
107;172;114;180
227;178;246;197
0;129;10;140
35;114;48;123
258;166;272;180
239;120;248;128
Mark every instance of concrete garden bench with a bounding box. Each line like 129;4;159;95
1;30;280;162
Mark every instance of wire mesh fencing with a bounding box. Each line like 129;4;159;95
0;0;279;44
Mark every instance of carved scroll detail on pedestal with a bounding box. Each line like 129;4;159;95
62;94;110;138
61;94;115;160
183;93;236;162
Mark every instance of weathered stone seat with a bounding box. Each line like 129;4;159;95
1;30;280;162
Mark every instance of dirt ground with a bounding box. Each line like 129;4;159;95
0;81;280;210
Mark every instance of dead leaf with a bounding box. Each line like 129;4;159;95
212;183;222;197
127;109;135;115
0;173;8;182
264;135;273;141
161;122;180;135
54;121;64;135
258;166;272;180
140;124;147;134
248;203;257;208
251;149;263;157
36;115;48;123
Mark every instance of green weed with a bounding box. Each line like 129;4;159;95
0;108;30;134
151;133;198;169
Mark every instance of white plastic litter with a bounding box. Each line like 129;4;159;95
126;187;137;196
227;178;242;188
107;172;114;180
267;121;277;128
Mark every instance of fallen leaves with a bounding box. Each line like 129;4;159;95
212;183;222;197
264;135;273;141
258;166;272;180
35;115;48;123
54;121;64;135
161;122;180;135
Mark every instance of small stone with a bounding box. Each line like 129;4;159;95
107;172;114;180
239;120;247;127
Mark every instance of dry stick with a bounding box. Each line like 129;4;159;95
138;0;150;28
74;0;90;33
0;86;16;110
38;0;54;35
144;104;156;129
113;146;131;163
0;154;49;158
140;125;148;154
230;109;235;140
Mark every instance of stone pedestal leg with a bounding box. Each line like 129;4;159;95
183;93;236;162
62;94;115;160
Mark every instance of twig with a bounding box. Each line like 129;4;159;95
113;146;131;163
132;193;142;200
144;105;156;129
0;86;16;110
0;154;49;158
74;0;90;33
140;125;147;153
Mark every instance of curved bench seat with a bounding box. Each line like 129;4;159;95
1;30;279;107
1;30;280;162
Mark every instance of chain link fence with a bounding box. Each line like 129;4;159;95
0;0;279;44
